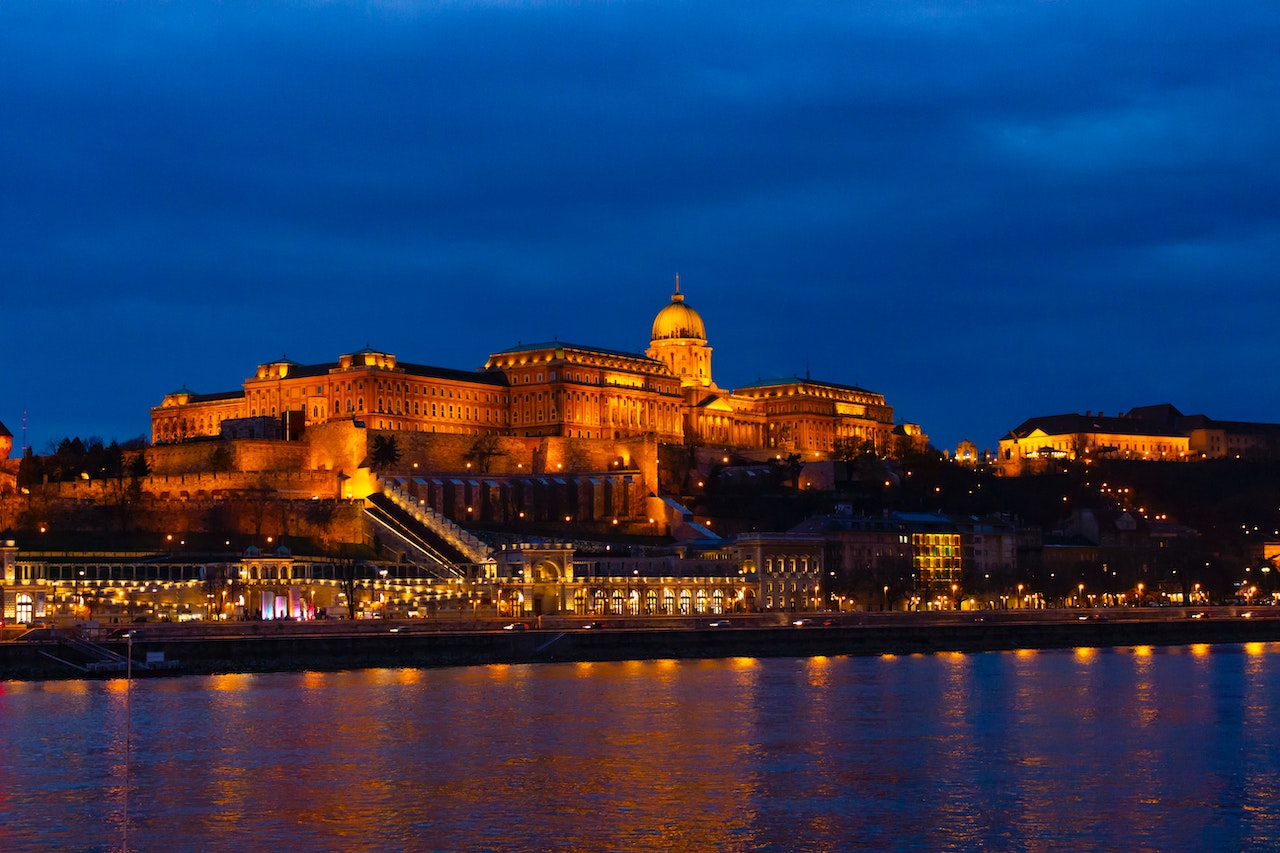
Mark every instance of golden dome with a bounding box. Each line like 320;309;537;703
651;284;706;342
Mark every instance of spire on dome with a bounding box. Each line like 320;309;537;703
651;280;706;342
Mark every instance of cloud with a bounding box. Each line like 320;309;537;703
2;1;1278;452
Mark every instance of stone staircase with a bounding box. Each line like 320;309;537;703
378;476;494;564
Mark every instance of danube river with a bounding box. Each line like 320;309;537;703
3;643;1279;852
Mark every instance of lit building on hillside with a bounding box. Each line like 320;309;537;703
151;284;919;457
997;404;1280;475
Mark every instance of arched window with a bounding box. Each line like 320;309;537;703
678;590;692;615
15;593;34;624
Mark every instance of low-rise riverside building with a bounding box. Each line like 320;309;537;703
794;510;1021;611
0;532;829;628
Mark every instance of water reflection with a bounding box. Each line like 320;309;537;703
3;645;1280;851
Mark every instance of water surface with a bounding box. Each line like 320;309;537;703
2;643;1278;851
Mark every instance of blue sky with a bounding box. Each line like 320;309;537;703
4;1;1278;456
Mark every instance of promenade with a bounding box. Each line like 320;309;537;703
3;607;1279;682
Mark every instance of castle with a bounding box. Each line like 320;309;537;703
152;284;922;467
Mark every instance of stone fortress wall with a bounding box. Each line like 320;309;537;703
40;421;663;533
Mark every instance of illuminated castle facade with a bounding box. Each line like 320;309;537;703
152;285;909;456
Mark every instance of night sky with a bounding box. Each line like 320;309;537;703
4;2;1278;457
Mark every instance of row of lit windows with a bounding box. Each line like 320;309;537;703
569;587;732;615
764;581;816;594
762;556;816;574
507;367;677;393
915;557;961;569
374;380;499;403
913;534;960;547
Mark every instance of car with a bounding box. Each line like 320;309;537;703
502;622;529;631
1240;612;1254;619
1189;612;1205;619
792;618;813;627
708;620;731;628
582;621;603;629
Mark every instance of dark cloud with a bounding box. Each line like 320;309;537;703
3;1;1278;454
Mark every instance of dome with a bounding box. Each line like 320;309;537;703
651;287;706;342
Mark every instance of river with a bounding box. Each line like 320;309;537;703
3;642;1279;851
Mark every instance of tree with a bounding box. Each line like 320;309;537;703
832;437;877;463
767;453;804;490
128;450;151;479
242;482;285;540
17;447;43;489
465;434;505;473
207;444;234;474
370;435;402;471
335;558;366;618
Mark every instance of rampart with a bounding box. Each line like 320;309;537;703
144;423;659;498
148;440;309;476
46;470;341;501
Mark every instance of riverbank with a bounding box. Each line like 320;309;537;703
4;607;1280;681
